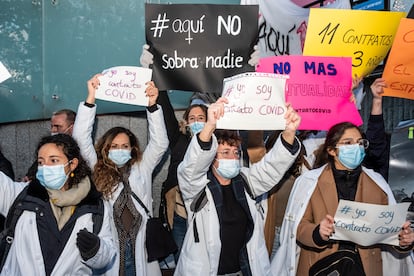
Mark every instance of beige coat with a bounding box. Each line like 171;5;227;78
296;165;388;276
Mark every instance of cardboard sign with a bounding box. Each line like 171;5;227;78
332;199;410;246
95;66;152;106
303;8;405;77
382;18;414;100
216;72;287;130
145;4;258;93
256;55;362;130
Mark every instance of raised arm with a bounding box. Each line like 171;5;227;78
139;81;169;173
364;78;389;180
157;91;182;148
72;74;101;168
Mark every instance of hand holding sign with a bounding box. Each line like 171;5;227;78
282;103;301;145
332;199;410;246
319;214;335;241
216;72;288;130
86;73;102;105
95;66;152;106
199;97;228;143
145;81;159;106
399;221;414;248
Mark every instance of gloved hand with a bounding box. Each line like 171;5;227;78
140;44;154;68
248;44;260;67
76;228;100;261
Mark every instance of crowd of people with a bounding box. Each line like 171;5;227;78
1;71;413;275
1;15;413;276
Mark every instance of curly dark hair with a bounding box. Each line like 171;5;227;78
93;127;142;198
313;122;363;169
35;134;91;188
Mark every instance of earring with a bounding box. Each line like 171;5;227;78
70;172;74;177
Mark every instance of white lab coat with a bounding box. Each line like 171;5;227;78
175;133;299;276
73;102;169;276
270;165;402;276
0;172;116;276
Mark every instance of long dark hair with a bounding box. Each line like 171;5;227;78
35;134;91;188
93;127;141;198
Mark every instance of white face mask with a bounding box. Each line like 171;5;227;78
214;159;241;179
51;125;73;136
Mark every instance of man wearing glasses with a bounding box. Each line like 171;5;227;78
175;97;301;276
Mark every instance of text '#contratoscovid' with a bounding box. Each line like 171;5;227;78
295;108;332;113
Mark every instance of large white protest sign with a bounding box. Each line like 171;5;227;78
0;61;11;83
216;72;288;130
332;199;410;246
96;66;152;106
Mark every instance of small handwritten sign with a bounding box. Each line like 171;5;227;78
383;18;414;100
95;66;152;106
257;55;362;130
216;72;287;130
332;199;410;246
303;9;405;77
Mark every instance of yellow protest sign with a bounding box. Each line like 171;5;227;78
383;18;414;100
303;9;405;78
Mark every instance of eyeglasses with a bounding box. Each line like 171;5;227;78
336;138;369;149
217;150;241;159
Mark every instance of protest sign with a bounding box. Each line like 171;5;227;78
332;199;410;246
95;66;152;106
255;0;350;56
256;55;362;130
382;18;414;100
145;4;258;93
0;62;11;83
303;9;405;77
216;72;287;130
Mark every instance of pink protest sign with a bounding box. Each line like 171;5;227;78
256;55;362;130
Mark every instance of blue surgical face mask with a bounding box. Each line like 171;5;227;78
214;159;241;179
36;162;71;190
189;121;205;135
337;144;365;169
108;149;132;167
